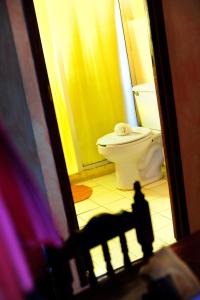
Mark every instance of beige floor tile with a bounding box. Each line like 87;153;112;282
77;215;87;229
108;237;121;249
155;224;176;245
159;208;173;219
151;214;172;231
92;260;107;277
149;197;171;213
142;188;162;201
94;173;115;182
100;182;117;191
75;199;99;215
94;174;117;189
128;245;143;259
91;245;104;259
101;185;117;191
79;207;111;222
144;179;168;189
147;182;170;197
134;252;144;261
79;178;99;187
125;229;138;243
128;251;138;262
153;239;168;252
102;197;133;213
91;185;113;197
126;235;143;255
111;257;124;270
109;247;124;270
115;189;135;200
91;190;124;206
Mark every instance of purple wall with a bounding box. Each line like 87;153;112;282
2;0;69;239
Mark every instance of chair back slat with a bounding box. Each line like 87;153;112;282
133;181;154;257
84;248;97;286
45;181;154;299
102;241;114;276
119;233;131;268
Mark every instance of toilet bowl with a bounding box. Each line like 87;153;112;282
97;83;164;190
97;127;163;190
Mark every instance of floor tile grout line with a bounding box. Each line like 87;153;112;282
91;197;132;208
76;206;106;217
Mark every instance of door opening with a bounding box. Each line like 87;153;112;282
22;0;189;277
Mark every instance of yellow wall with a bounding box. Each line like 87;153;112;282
119;0;154;85
34;0;127;174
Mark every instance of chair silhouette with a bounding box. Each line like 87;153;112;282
44;181;154;300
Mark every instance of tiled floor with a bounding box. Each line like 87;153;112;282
74;173;176;277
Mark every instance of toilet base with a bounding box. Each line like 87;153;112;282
116;170;163;190
140;173;163;188
115;160;163;190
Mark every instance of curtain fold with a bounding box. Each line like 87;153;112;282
34;0;128;171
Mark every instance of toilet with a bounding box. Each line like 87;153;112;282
96;83;164;190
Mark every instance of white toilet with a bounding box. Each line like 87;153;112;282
97;83;164;190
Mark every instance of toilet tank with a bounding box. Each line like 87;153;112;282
132;83;161;130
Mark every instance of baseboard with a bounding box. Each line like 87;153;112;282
69;162;115;184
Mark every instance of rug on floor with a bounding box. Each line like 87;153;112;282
71;184;93;203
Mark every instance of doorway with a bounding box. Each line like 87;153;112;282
29;1;175;275
21;3;188;270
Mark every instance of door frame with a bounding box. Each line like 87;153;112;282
146;0;190;239
22;0;190;240
21;0;79;234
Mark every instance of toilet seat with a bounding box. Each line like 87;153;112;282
97;127;151;146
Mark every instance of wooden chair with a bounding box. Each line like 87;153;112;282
44;181;155;300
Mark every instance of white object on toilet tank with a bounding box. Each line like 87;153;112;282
114;123;132;136
132;83;161;130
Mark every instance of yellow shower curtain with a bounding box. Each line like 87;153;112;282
34;0;127;174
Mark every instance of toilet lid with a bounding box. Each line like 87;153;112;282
97;127;151;146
